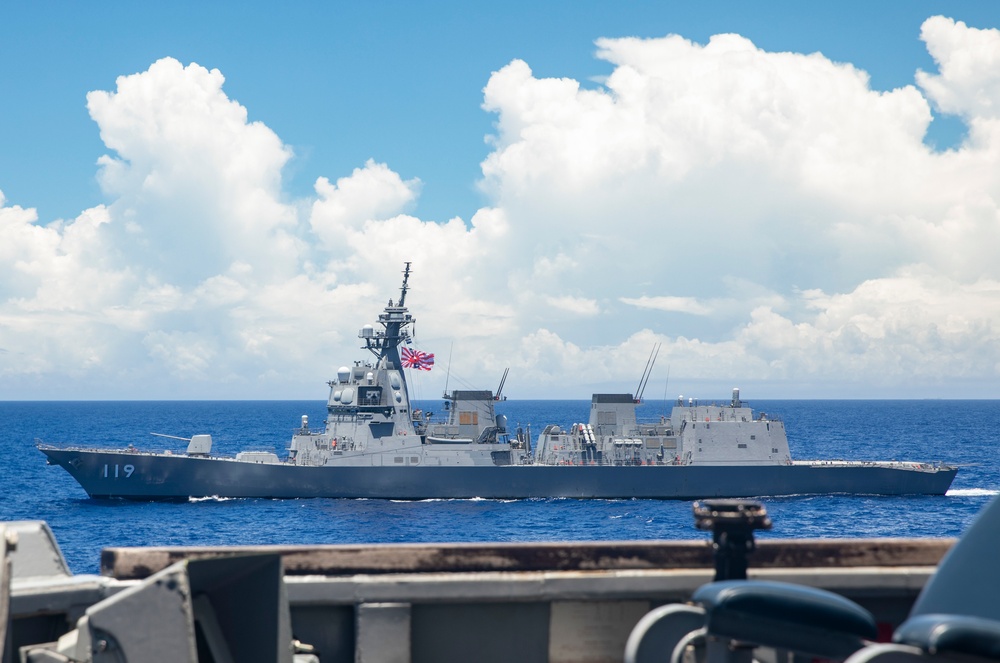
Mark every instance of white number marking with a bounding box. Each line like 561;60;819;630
102;463;135;479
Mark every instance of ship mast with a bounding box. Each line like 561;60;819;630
397;261;410;308
360;263;414;375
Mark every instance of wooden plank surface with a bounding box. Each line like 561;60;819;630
101;538;955;580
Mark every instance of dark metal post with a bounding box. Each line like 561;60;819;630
693;499;772;581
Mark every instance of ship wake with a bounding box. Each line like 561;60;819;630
947;488;999;497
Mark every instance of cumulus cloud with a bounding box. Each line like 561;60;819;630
917;17;1000;122
469;15;1000;396
88;57;301;284
309;160;421;251
4;17;1000;399
734;270;1000;387
0;57;518;397
480;31;941;297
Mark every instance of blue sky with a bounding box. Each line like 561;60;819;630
3;1;1000;399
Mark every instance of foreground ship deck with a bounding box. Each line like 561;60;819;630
37;263;958;501
16;492;1000;662
0;518;962;663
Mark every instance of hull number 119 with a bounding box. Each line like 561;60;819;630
103;464;135;478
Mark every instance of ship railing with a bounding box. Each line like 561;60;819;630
37;442;189;457
675;411;783;424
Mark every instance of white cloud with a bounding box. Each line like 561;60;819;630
544;295;600;316
5;17;1000;399
735;270;1000;384
143;330;218;379
620;296;711;316
87;57;301;284
310;159;421;251
467;15;1000;396
917;17;1000;121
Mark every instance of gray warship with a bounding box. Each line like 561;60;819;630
38;264;957;500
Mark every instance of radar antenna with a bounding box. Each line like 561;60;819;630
634;343;661;403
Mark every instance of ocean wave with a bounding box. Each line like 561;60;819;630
390;498;462;503
389;497;500;503
188;495;237;502
947;488;1000;497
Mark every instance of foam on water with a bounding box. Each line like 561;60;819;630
947;488;1000;497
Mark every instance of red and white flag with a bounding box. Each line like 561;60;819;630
401;347;435;370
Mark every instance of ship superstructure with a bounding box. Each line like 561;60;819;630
535;389;791;467
248;264;524;470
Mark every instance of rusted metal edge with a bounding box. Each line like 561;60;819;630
101;538;955;581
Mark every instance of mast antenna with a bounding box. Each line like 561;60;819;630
661;364;671;416
398;262;412;308
635;343;661;403
442;341;454;397
495;367;509;401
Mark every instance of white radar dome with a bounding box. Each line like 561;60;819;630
337;366;350;382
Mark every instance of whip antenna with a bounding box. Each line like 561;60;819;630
442;341;454;397
635;343;661;403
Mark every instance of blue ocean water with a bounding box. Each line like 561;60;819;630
2;399;998;574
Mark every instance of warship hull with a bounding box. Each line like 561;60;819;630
39;446;957;500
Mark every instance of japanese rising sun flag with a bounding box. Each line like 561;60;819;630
401;347;435;370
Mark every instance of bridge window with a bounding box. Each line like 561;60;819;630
358;386;382;405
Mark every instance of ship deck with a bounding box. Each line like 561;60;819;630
8;523;953;663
